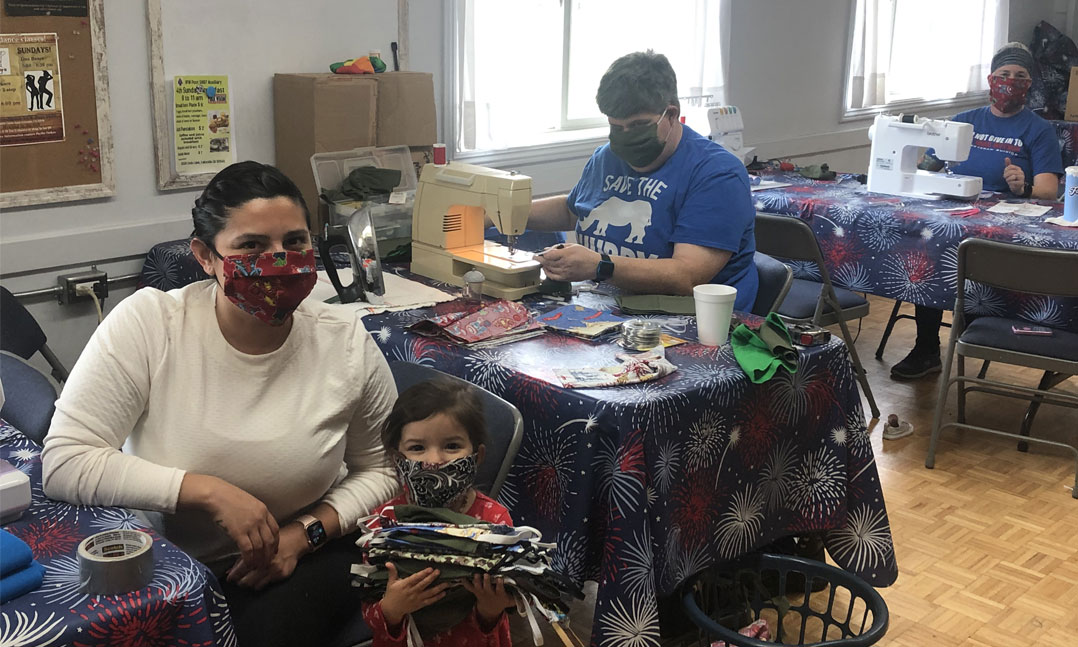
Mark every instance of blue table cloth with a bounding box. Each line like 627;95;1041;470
0;421;235;647
364;286;898;647
754;172;1078;329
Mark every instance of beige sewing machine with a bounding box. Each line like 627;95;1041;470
411;161;541;300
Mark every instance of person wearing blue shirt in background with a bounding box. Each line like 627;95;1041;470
527;50;758;312
893;42;1062;380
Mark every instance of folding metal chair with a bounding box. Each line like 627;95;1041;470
751;252;793;317
0;286;69;383
926;238;1078;498
754;213;880;419
387;360;524;500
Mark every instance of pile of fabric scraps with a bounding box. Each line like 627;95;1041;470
321;166;402;202
0;529;44;603
710;619;772;646
730;313;798;384
330;54;387;74
351;506;585;647
408;299;545;348
552;348;677;388
540;304;624;339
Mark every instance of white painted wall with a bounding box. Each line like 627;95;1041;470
0;0;1063;375
0;0;397;374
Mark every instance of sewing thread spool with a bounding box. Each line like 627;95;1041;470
621;319;662;351
433;143;447;166
1064;167;1078;223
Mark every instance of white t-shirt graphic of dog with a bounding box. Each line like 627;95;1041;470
580;196;651;244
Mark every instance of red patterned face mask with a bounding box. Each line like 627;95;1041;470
987;75;1032;114
218;249;317;326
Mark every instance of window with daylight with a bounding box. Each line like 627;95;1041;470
844;0;1008;117
447;0;728;157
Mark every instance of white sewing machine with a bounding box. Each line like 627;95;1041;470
706;106;754;165
867;114;982;200
411;161;541;300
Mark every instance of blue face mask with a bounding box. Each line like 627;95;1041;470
609;108;670;168
395;453;478;509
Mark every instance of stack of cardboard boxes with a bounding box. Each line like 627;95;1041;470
273;71;436;232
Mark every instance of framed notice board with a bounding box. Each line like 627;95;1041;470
0;0;114;208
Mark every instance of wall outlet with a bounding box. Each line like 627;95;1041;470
57;269;108;305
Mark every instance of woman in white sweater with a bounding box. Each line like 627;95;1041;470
41;161;399;646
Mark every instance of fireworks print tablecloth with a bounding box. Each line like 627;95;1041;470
365;290;898;647
0;422;235;647
754;172;1078;329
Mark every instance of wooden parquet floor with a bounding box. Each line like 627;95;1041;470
512;295;1078;646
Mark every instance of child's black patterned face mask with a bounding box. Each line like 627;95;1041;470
395;453;478;509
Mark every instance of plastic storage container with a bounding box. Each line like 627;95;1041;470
310;145;418;255
682;553;889;646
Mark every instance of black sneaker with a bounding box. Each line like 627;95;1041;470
890;347;942;380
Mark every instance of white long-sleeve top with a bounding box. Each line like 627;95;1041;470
41;281;398;563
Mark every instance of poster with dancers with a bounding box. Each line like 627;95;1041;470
0;32;64;146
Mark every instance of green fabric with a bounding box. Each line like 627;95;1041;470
616;294;696;315
393;505;488;526
798;163;836;181
323;166;402;201
730;313;798;383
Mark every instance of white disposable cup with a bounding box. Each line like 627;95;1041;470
693;284;738;346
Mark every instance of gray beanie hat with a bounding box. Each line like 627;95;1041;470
990;42;1034;75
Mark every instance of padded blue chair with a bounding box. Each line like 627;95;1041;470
0;286;68;383
386;360;524;499
0;352;57;444
754;213;880;419
752;252;793;317
326;361;525;647
926;238;1078;497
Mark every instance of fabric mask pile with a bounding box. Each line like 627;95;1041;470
351;505;585;646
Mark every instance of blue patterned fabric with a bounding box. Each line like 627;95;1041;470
755;172;1078;330
1027;20;1078;120
0;421;236;646
364;273;897;647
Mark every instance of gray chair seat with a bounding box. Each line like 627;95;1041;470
0;352;57;444
959;318;1078;362
778;279;870;322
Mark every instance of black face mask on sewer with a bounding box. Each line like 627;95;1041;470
609;108;669;168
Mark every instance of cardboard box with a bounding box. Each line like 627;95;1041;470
374;72;437;147
1066;67;1078;121
273;74;378;230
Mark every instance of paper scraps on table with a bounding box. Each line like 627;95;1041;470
1044;216;1078;228
408;299;544;348
750;179;792;192
540;304;624;339
553;350;677;388
986;202;1053;218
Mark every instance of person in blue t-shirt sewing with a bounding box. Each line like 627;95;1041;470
892;42;1063;380
526;50;758;312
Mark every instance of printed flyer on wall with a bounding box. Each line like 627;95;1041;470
173;75;234;174
0;33;64;147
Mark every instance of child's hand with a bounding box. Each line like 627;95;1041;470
380;563;450;628
462;573;515;627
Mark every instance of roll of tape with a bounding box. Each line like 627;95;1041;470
77;529;154;595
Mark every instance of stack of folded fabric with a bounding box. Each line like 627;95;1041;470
0;528;45;603
408;299;545;348
351;505;584;646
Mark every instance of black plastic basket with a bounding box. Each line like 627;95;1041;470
681;553;889;647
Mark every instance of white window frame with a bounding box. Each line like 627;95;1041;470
839;1;1002;123
441;0;609;167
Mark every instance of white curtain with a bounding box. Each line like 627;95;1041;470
848;0;1008;110
451;0;731;154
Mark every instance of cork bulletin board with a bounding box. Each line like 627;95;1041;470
0;0;113;208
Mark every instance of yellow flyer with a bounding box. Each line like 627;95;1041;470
0;33;64;147
173;75;234;174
